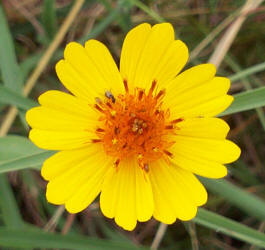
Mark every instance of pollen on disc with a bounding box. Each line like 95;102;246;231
93;81;183;171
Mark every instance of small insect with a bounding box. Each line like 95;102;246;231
105;90;115;103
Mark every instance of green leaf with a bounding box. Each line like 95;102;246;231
0;136;53;173
220;87;265;116
0;175;24;228
0;227;143;250
42;0;57;41
229;61;265;83
200;178;265;221
0;151;53;174
0;135;44;163
0;5;23;92
194;208;265;248
79;5;123;44
0;85;37;110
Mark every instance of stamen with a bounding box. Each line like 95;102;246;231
143;163;149;173
171;118;183;124
163;150;173;158
96;128;105;132
155;89;165;100
138;90;144;100
123;79;129;93
91;139;102;143
94;104;104;113
114;159;120;168
148;80;157;96
114;127;120;134
106;102;112;109
165;125;174;129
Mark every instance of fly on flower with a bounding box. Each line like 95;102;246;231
26;23;241;231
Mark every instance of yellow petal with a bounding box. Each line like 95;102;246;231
41;145;101;181
38;90;96;119
171;154;228;178
84;40;124;94
171;136;241;164
166;76;231;118
46;146;110;206
149;160;200;223
178;95;233;117
175;118;230;139
120;23;151;89
56;41;122;101
29;129;93;150
120;23;187;90
165;64;216;96
26;106;97;132
100;159;154;231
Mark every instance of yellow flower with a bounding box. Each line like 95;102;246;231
26;23;241;231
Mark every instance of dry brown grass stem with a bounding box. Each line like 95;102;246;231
0;0;85;137
44;205;65;232
150;223;168;250
208;0;264;68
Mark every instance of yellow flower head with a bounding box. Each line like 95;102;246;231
26;23;241;231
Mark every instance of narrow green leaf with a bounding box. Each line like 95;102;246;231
0;135;44;163
0;227;143;250
42;0;57;40
229;61;265;82
0;136;53;173
200;177;265;221
194;208;265;248
0;151;52;174
0;85;37;110
0;5;23;92
0;175;24;228
79;6;123;44
220;87;265;116
126;0;165;23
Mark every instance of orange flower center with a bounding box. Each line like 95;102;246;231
93;80;182;172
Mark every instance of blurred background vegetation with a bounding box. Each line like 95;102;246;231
0;0;265;249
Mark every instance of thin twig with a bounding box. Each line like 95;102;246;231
0;0;85;137
187;222;199;250
189;9;240;61
44;206;65;231
208;0;264;68
62;214;76;235
150;223;168;250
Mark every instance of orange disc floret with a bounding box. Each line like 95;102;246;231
92;80;182;170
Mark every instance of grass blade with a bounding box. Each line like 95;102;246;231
200;177;265;221
220;87;265;116
0;86;37;110
229;61;265;83
0;227;143;250
0;151;53;174
0;175;24;228
0;5;23;92
0;136;44;163
0;135;53;173
42;0;57;41
194;208;265;248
